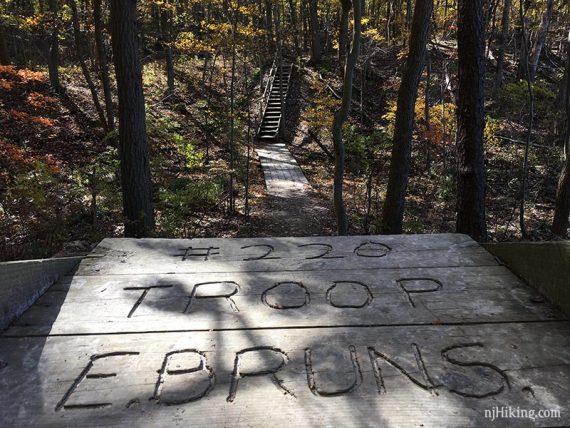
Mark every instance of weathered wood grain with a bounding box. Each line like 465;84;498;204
5;266;563;336
0;257;81;331
76;234;498;275
2;234;568;427
1;323;569;427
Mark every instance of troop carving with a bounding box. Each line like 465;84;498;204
55;342;511;411
123;278;442;317
174;241;392;261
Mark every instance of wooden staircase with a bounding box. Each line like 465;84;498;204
258;62;293;141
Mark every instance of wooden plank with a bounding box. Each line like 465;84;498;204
485;242;570;316
1;322;569;427
0;257;82;331
3;234;568;427
77;234;498;275
5;266;563;336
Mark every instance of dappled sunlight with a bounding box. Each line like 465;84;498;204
1;235;569;425
9;109;57;128
0;65;47;83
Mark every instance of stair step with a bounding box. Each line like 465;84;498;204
258;63;293;139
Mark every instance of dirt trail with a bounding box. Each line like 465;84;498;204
254;67;335;237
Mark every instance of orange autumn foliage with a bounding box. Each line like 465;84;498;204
27;91;58;110
9;109;57;127
0;65;47;83
0;139;61;176
0;78;14;91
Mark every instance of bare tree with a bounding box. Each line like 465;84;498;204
0;24;9;64
552;33;570;237
381;0;434;234
518;0;534;238
331;0;362;235
110;0;155;237
69;0;109;132
309;0;322;63
338;0;351;66
528;0;554;81
94;0;115;131
47;0;62;92
456;0;488;242
494;0;512;93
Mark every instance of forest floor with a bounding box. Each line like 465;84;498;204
0;44;567;261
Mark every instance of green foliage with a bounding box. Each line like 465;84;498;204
435;172;456;201
156;177;224;236
178;139;204;169
484;115;504;148
499;81;556;117
148;116;204;169
12;161;56;208
92;147;122;218
343;125;390;173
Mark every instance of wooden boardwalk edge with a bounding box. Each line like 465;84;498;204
1;235;568;427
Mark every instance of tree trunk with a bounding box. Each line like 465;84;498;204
516;15;530;80
265;0;274;46
70;0;109;132
110;0;155;237
406;0;413;29
338;0;351;66
289;0;301;60
528;0;554;81
47;0;62;92
381;0;433;234
331;0;362;235
493;0;511;93
161;0;175;96
228;0;238;214
0;24;10;65
518;0;534;238
456;0;488;242
94;0;115;131
309;0;321;63
552;35;570;237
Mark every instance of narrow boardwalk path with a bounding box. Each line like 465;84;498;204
257;143;309;197
256;141;328;236
255;62;331;236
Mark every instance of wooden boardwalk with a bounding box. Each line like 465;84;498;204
258;62;293;141
1;234;569;427
256;143;309;198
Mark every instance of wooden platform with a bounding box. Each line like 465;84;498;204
1;234;569;427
